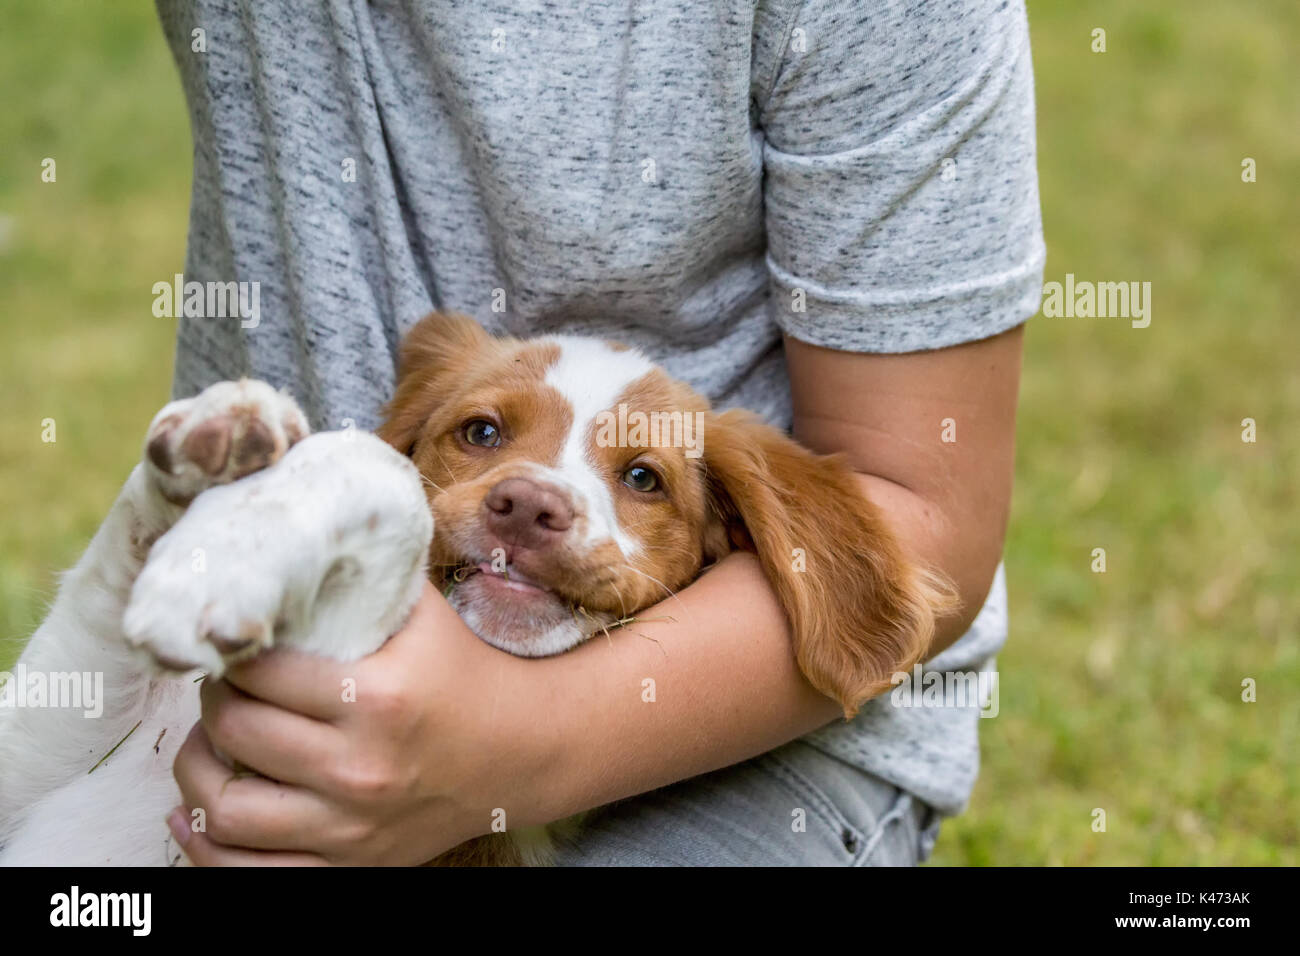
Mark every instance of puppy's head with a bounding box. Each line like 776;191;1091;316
379;313;955;716
378;313;720;658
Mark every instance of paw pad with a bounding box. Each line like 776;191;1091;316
143;381;309;504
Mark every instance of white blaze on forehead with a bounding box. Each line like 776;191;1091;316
542;336;656;558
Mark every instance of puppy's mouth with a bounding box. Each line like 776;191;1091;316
443;555;610;657
462;561;556;598
444;557;576;604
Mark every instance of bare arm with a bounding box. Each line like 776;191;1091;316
787;326;1023;650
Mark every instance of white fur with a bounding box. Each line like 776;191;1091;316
542;336;654;559
448;583;601;659
0;383;431;866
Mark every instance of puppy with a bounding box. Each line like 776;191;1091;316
0;313;953;866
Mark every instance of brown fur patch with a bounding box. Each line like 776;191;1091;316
583;369;718;613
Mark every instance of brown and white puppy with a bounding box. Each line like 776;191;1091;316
379;313;955;726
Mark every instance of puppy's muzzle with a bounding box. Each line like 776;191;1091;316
483;477;575;552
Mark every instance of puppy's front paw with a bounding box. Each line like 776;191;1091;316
122;502;289;675
144;380;309;506
124;430;434;677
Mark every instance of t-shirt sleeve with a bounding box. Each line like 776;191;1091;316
755;0;1046;353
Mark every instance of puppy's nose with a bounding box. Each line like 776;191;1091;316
484;478;574;549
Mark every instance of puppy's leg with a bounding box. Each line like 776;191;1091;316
0;381;308;842
123;430;433;675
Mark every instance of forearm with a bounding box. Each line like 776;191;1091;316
515;548;837;826
513;470;998;826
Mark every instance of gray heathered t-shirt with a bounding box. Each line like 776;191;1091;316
158;0;1044;816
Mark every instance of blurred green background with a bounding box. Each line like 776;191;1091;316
1;1;1296;864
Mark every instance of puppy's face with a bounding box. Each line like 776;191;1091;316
380;313;952;717
379;316;726;656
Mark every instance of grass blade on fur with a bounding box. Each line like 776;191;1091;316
88;719;142;774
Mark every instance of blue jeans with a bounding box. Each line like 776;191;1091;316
554;740;942;866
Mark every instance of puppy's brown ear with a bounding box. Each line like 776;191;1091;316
376;312;494;454
703;409;959;718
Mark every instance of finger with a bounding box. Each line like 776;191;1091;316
218;582;446;719
168;808;330;867
220;648;357;721
200;676;342;790
173;723;348;854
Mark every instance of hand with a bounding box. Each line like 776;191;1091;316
167;582;547;865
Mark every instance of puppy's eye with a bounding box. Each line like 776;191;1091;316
463;419;501;447
622;465;659;493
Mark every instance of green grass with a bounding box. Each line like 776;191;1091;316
932;0;1300;865
0;1;185;658
0;0;1296;865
